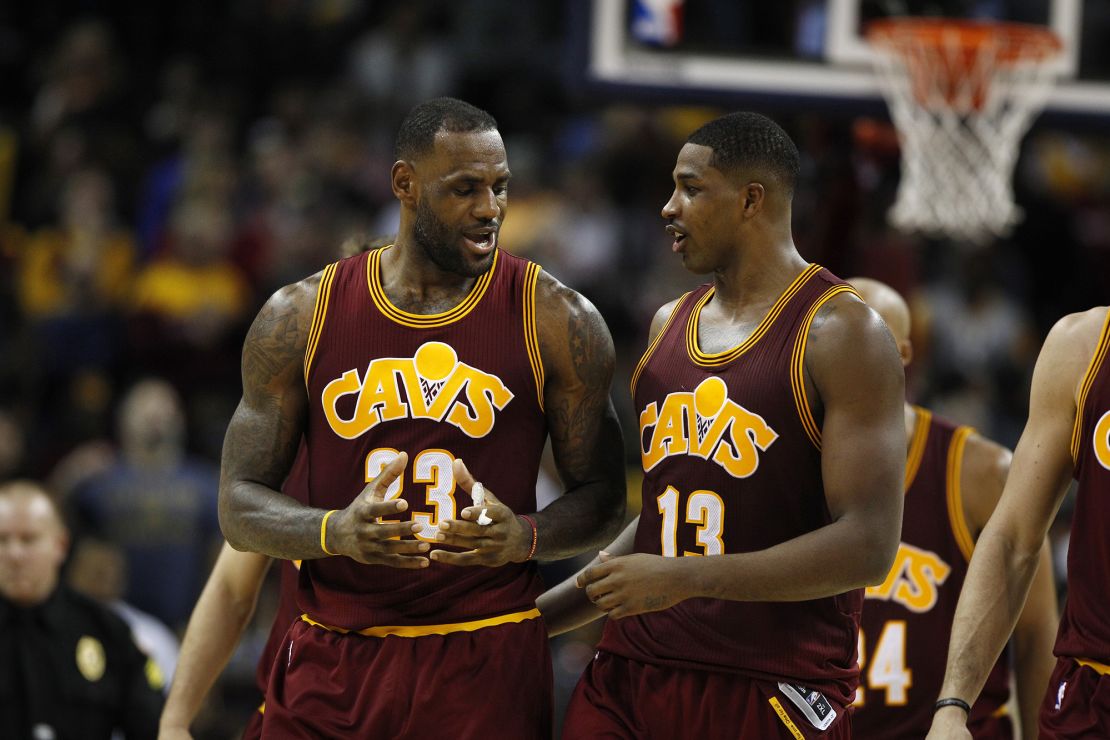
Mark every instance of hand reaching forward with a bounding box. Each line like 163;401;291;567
326;452;431;568
576;552;689;619
429;459;532;566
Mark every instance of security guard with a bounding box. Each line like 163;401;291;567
0;480;163;739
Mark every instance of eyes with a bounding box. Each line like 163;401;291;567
453;185;509;197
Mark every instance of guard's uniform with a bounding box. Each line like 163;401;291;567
262;247;552;739
0;585;164;739
853;407;1012;739
564;265;860;739
1039;308;1110;739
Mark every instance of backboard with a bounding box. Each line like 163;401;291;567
584;0;1110;119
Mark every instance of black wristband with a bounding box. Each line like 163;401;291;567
934;697;971;715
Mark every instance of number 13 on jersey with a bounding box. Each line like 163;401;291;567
657;485;724;556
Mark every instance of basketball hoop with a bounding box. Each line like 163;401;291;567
867;19;1062;242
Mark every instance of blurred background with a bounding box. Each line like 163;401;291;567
0;0;1107;736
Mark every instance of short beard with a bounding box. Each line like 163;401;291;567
412;198;493;278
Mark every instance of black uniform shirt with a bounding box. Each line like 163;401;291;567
0;585;163;739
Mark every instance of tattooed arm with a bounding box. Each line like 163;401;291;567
219;275;429;567
527;272;626;559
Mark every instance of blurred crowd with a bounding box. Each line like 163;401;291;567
0;2;1108;736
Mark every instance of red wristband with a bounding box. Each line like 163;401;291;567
518;514;538;561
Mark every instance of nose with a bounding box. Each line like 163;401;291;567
661;191;679;220
473;188;500;221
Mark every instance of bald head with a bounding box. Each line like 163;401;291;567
0;481;68;606
850;277;912;367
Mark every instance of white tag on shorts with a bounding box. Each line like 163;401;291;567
777;682;837;731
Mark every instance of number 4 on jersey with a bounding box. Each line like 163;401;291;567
854;621;912;707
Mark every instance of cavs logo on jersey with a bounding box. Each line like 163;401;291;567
1093;410;1110;470
865;542;951;613
321;341;513;439
640;376;778;477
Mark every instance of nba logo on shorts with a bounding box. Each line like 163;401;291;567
1055;680;1067;710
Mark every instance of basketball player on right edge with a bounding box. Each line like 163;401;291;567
850;278;1057;739
540;112;906;738
928;305;1110;740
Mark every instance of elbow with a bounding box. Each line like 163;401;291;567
217;485;249;552
859;529;900;587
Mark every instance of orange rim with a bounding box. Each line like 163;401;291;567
867;19;1062;66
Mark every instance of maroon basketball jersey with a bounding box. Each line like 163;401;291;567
1057;309;1110;665
853;407;1012;739
598;264;863;706
299;247;548;630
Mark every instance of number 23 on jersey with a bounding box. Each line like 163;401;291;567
366;447;458;541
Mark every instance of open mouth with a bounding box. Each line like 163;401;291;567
462;229;497;255
665;224;688;252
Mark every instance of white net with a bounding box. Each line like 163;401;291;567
868;21;1062;243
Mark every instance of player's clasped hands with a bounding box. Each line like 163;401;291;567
326;454;531;568
576;552;688;619
327;451;431;568
429;459;532;567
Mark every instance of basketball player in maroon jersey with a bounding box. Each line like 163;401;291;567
849;278;1057;739
540;112;906;738
928;305;1110;739
217;98;626;738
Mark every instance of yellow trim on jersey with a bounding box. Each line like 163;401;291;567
1070;308;1110;464
304;262;338;383
1077;658;1110;675
686;264;823;368
946;426;976;562
990;703;1010;718
905;406;932;491
366;246;498;328
300;607;541;638
523;262;545;410
789;284;864;450
258;701;265;715
630;291;691;397
768;697;806;740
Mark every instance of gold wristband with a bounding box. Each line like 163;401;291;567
320;509;338;556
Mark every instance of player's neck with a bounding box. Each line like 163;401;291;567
709;242;808;316
380;239;479;301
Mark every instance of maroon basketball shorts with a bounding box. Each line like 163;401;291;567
261;615;553;739
1039;657;1110;738
562;650;851;739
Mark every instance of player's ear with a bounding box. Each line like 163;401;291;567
741;182;764;217
392;160;418;207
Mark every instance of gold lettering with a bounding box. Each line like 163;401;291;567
1093;410;1110;470
447;368;513;437
645;395;690;471
322;369;376;439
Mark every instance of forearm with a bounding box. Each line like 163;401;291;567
539;518;637;635
160;582;260;729
1013;543;1060;738
681;516;893;602
939;531;1043;706
219;479;332;560
532;476;625;561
